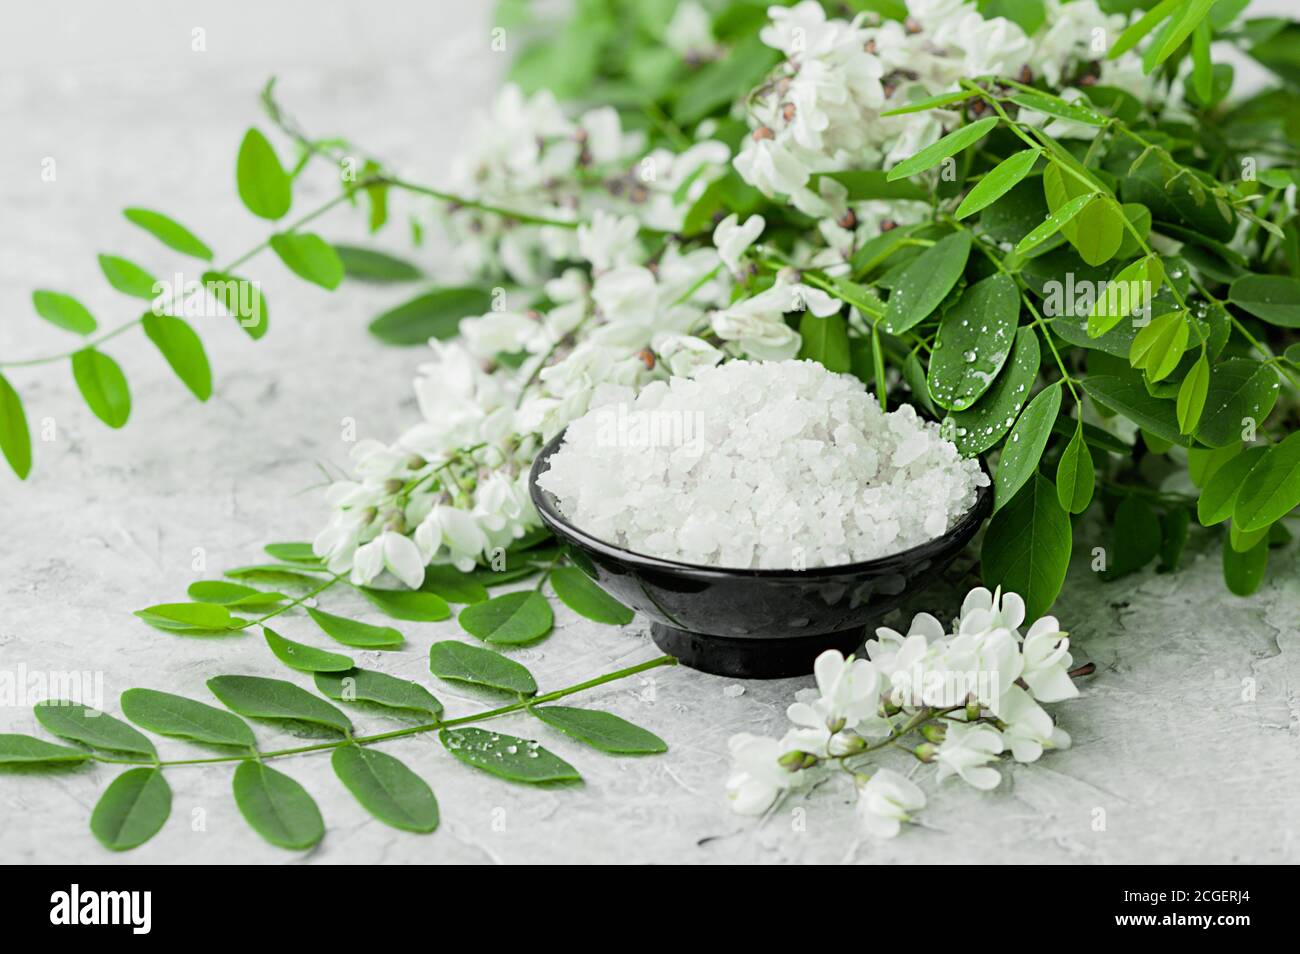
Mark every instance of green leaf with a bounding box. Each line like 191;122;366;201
0;733;89;765
32;290;96;334
1055;423;1094;515
977;0;1046;34
1195;359;1279;447
187;580;286;607
314;668;442;718
1013;192;1096;257
263;626;355;673
1229;520;1269;553
549;567;634;625
1222;536;1268;596
306;606;404;649
956;148;1040;220
886;117;998;181
1227;274;1300;327
945;325;1040;456
814;170;926;201
33;701;156;757
135;601;237;633
123;208;213;260
420;565;489;604
1107;496;1162;578
90;768;171;851
70;348;131;428
1043;164;1122;266
236;128;292;220
0;373;32;479
331;745;439;833
142;313;211;401
994;381;1062;510
269;232;344;290
428;641;537;695
1009;92;1106;126
334;245;423;283
368;287;494;345
1129;311;1188;382
1089;256;1164;337
981;473;1072;620
458;591;554;645
1191;19;1213;103
440;727;580;783
357;587;451;622
532;706;666;754
264;542;321;563
1153;0;1216;67
926;273;1019;412
1108;0;1179;59
97;254;158;300
1177;353;1210;434
881;232;971;334
203;271;268;339
880;89;976;116
120;688;255;748
207;675;351;734
225;563;326;585
1198;446;1267;525
1158;507;1192;572
797;312;851;373
232;761;323;850
1234;432;1300;533
1081;374;1191;447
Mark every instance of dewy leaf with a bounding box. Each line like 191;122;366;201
880;89;976;116
945;325;1040;456
98;254;159;300
994;381;1062;510
33;701;156;757
797;312;851;373
1081;375;1191;447
207;675;351;735
314;668;443;718
549;567;634;626
142;313;212;401
1055;422;1094;515
269;232;344;290
1222;536;1268;597
1009;92;1106;126
886;116;998;181
232;761;324;850
1227;274;1300;328
1234;432;1300;533
368;288;494;346
1177;353;1210;434
440;727;581;783
927;272;1019;411
32;290;96;334
881;232;971;334
332;745;439;833
135;601;237;633
90;768;171;851
187;580;286;607
123;207;213;260
263;626;355;673
459;591;554;646
428;641;537;695
357;587;451;622
1128;312;1188;382
1198;446;1266;526
120;688;255;748
306;606;404;649
1195;359;1279;447
236;127;292;220
956;148;1040;220
1089;256;1164;337
420;565;489;604
203;271;268;339
532;706;667;754
1013;192;1095;257
0;372;33;480
71;348;131;428
1042;164;1122;266
981;473;1072;620
1153;0;1216;66
0;734;90;766
334;245;423;283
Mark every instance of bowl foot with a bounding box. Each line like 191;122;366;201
650;623;865;679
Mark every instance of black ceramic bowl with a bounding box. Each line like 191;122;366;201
528;430;992;679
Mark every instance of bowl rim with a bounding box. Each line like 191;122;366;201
527;426;993;581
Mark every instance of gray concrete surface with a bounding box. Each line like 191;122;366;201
1;1;1298;865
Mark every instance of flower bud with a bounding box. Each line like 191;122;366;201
913;742;937;763
405;454;426;470
384;478;404;495
920;723;946;744
825;716;847;734
778;749;817;772
965;702;982;721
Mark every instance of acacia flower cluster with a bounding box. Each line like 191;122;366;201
725;586;1078;835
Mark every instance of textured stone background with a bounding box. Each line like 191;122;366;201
1;1;1297;864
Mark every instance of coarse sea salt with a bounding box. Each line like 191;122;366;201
537;359;989;570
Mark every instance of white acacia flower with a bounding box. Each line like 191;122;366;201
654;334;724;378
787;650;885;742
459;311;549;361
350;530;425;589
725;732;800;815
856;768;926;838
664;0;715;58
733;138;812;200
940;626;1023;715
591;265;659;327
865;611;944;681
1021;616;1079;702
713;213;765;275
998;686;1072;763
934;722;1004;790
577;210;642;273
415;505;489;573
957;586;1027;639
